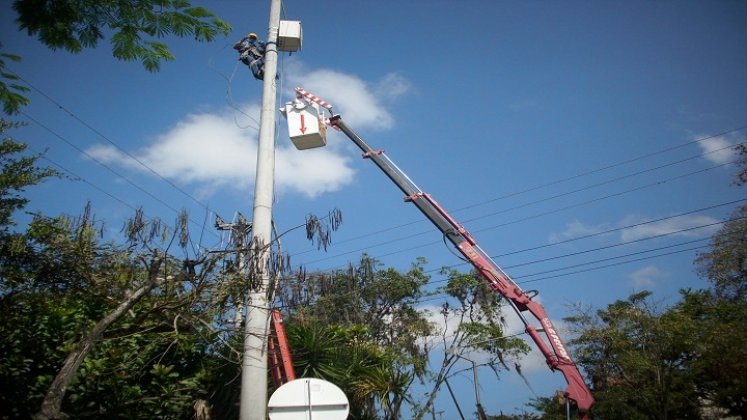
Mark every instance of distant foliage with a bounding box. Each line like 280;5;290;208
0;130;58;227
12;0;232;72
551;153;747;419
0;43;30;115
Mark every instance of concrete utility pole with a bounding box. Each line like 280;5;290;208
239;0;282;418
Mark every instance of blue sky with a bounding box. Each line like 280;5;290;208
3;0;746;417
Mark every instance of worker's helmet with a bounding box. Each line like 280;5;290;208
247;33;258;40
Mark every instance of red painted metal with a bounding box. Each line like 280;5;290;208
268;309;296;388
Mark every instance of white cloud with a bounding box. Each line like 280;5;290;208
375;73;413;101
620;214;719;242
85;64;412;199
86;104;354;198
285;61;411;130
275;146;355;197
550;213;719;245
697;135;738;165
549;220;610;244
628;265;666;289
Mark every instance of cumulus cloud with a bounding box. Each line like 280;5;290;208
285;60;411;130
87;106;354;198
697;134;739;165
549;220;610;244
85;63;411;199
620;214;720;242
549;213;719;245
628;265;666;289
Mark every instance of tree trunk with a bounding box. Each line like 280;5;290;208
34;255;164;420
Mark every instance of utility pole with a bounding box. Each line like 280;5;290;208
239;0;282;418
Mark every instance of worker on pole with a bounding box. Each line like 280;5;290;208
233;32;267;80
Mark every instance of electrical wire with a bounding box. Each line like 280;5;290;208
10;54;745;296
26;144;227;252
295;158;739;269
270;210;746;290
28;145;138;213
19;110;222;241
12;70;220;216
290;130;746;261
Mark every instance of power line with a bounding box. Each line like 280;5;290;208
273;239;712;310
296;159;738;269
27;145;229;253
273;213;745;291
28;146;138;213
516;243;709;285
13;70;220;216
290;126;747;256
432;212;745;280
455;125;747;213
19;110;221;241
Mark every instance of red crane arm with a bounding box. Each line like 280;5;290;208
327;113;594;417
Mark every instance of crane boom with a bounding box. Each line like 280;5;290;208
327;113;594;418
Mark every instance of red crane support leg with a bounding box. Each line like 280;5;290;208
268;309;296;388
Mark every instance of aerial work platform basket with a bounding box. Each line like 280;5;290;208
281;96;327;150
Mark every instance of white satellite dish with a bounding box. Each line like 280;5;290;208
268;378;349;420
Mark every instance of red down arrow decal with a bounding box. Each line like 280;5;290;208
299;114;307;134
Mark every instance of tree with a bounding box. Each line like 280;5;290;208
34;245;167;419
0;202;225;419
676;289;747;418
11;0;231;72
694;204;747;301
688;156;747;416
414;269;530;420
0;44;30;115
286;321;412;420
564;292;702;420
279;256;532;419
278;255;432;419
0;125;58;227
0;135;229;418
548;142;747;419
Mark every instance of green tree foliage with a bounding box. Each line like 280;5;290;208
695;204;747;301
279;255;433;419
684;147;747;417
524;141;747;420
279;256;533;419
676;289;747;418
565;292;701;420
0;124;58;227
0;206;223;419
415;269;530;420
0;137;228;418
0;44;30;115
286;322;412;420
282;255;433;370
12;0;232;72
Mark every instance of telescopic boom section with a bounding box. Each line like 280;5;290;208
328;114;594;417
